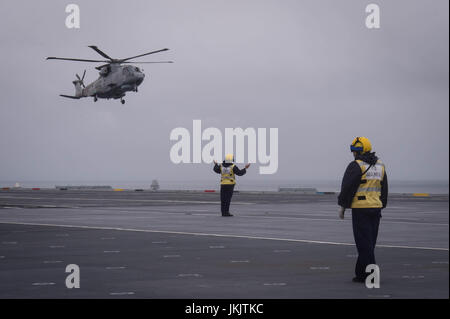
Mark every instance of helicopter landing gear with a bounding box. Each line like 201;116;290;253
94;96;98;102
120;98;125;105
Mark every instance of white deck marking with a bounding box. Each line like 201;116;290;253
0;221;448;251
163;255;181;258
44;260;63;264
263;283;286;286
103;250;120;253
32;282;55;286
234;214;449;226
87;208;450;226
177;274;201;277
106;266;126;270
7;203;444;226
0;196;254;205
109;292;134;296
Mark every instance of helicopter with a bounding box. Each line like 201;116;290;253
46;46;172;104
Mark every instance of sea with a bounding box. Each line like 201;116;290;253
1;180;448;194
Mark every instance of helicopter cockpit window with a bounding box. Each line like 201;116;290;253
99;65;110;77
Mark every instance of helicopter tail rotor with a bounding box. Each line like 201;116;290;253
75;70;86;88
71;70;86;97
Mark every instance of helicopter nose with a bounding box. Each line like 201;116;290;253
135;72;145;85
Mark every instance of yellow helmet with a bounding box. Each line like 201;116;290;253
224;154;234;163
350;137;372;154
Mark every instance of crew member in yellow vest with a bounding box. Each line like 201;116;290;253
213;154;250;217
338;137;388;283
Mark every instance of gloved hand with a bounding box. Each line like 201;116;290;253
339;207;345;219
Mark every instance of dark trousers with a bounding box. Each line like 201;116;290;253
220;184;235;214
352;208;381;279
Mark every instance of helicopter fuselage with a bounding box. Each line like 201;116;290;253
82;64;145;100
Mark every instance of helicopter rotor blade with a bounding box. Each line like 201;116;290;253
81;70;86;81
88;45;114;61
120;48;169;62
46;57;109;63
122;61;174;64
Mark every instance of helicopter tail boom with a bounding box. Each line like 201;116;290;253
59;94;81;99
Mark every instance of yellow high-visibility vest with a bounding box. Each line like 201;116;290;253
220;164;236;185
351;159;385;208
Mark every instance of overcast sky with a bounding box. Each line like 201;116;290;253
0;0;448;184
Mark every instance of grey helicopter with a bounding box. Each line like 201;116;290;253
46;46;172;104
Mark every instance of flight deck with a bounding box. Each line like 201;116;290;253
0;189;448;299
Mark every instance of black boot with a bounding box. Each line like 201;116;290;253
352;276;365;283
222;212;234;217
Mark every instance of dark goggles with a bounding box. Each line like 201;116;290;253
350;137;364;152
